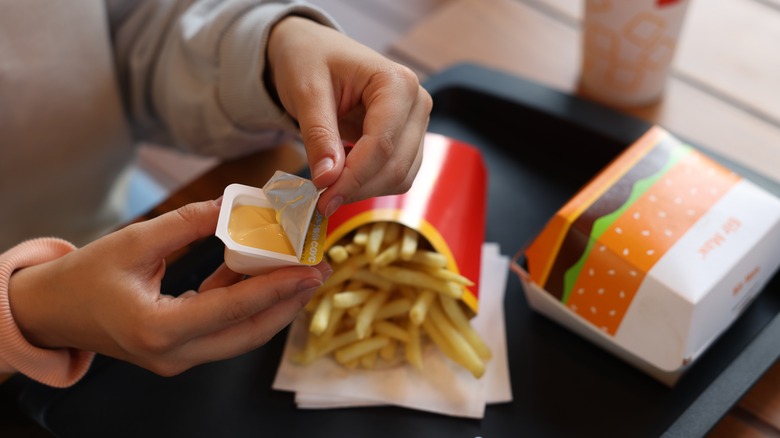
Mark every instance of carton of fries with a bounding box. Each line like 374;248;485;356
293;133;491;377
513;126;780;385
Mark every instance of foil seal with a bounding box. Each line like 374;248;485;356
262;171;323;259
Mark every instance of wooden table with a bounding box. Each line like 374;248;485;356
388;0;780;436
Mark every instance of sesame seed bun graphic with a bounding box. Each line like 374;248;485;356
525;127;741;335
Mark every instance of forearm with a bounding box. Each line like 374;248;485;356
108;0;340;157
0;239;94;387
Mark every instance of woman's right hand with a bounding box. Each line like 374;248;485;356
267;16;432;217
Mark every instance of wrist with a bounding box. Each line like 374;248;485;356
265;15;300;108
8;260;62;349
265;15;321;103
0;238;94;387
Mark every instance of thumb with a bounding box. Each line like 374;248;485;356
133;199;222;260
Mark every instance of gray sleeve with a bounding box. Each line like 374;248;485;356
106;0;340;159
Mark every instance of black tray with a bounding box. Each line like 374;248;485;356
5;63;780;438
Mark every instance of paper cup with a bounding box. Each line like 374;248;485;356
579;0;691;108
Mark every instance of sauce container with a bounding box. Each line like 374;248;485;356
216;180;327;276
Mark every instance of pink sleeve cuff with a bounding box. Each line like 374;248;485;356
0;238;95;387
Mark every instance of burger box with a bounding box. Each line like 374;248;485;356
514;125;780;386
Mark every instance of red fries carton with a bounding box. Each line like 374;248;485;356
513;126;780;385
326;133;487;313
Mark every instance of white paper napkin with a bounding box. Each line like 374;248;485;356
272;243;512;419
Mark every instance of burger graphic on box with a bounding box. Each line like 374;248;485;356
514;126;780;385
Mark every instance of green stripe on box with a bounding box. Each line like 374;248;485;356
561;144;692;303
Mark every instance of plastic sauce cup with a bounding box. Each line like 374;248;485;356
216;183;327;276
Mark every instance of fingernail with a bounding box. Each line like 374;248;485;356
297;277;323;292
319;262;333;280
324;196;343;217
312;157;334;181
213;196;223;207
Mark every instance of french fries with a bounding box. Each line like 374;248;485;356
293;221;490;378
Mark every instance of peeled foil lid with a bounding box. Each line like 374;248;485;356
262;171;323;259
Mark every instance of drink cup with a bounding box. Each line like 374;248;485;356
579;0;691;108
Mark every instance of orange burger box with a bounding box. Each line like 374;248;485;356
513;126;780;386
326;133;487;315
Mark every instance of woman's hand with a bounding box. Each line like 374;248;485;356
8;200;328;376
267;16;433;217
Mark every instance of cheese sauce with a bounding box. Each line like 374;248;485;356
228;205;295;255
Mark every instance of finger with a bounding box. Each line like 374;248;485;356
197;262;331;294
167;287;314;365
318;85;430;212
198;263;244;292
313;260;333;282
350;112;427;199
161;265;323;340
292;78;346;191
127;200;222;261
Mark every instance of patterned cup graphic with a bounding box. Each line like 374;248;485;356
580;0;691;107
